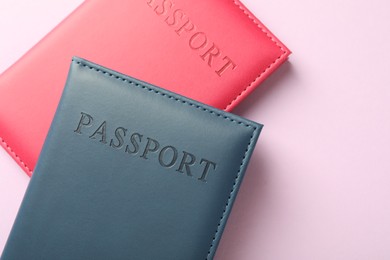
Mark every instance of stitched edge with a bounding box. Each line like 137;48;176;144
224;0;289;111
73;58;258;259
205;130;257;260
0;137;32;175
0;0;282;177
73;60;257;130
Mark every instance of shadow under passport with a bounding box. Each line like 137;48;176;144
215;61;294;260
234;60;293;115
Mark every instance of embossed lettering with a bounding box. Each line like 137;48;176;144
201;43;220;67
89;121;107;144
189;32;208;50
215;56;237;77
165;9;184;26
74;112;93;134
109;127;127;149
198;159;217;182
126;133;143;154
140;138;160;159
146;0;237;77
176;151;196;176
154;0;172;15
158;145;178;168
175;19;195;36
146;0;155;7
74;112;217;183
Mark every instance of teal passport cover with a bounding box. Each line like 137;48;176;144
2;57;262;260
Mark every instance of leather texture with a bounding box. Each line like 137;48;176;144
0;0;288;176
2;57;262;260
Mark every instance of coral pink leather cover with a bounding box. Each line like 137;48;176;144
0;0;290;176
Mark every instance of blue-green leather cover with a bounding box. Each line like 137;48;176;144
2;57;262;260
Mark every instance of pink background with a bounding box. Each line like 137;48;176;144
1;0;390;259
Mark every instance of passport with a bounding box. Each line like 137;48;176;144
2;57;262;259
0;0;289;176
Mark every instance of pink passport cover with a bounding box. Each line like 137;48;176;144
0;0;290;176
